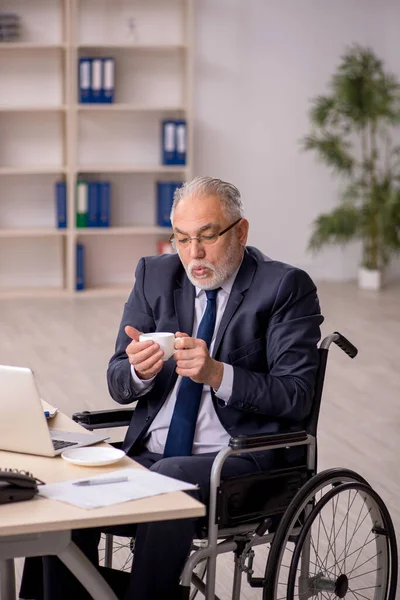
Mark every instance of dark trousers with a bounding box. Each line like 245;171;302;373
20;448;273;600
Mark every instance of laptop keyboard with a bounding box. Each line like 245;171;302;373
52;439;76;451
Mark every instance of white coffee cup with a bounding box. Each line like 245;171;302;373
139;332;178;361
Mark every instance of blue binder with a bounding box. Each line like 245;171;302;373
87;182;99;227
79;58;92;103
156;181;182;226
91;58;103;103
76;244;85;291
162;120;177;165
102;58;115;103
175;120;186;165
98;181;111;227
55;181;67;228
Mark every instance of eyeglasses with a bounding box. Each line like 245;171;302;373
169;218;242;249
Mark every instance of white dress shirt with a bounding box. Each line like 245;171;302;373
130;269;240;454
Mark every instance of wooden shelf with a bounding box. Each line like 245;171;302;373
0;166;66;176
76;104;186;112
77;165;188;174
75;226;172;236
0;228;67;238
0;106;66;113
75;285;132;298
0;43;66;50
0;0;192;297
77;44;187;51
0;287;67;299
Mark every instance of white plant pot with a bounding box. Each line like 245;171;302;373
358;267;382;291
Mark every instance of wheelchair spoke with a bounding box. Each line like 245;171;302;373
324;489;359;571
348;528;376;576
348;585;380;600
326;535;378;574
327;492;340;574
344;489;351;574
309;539;337;579
316;506;342;576
327;495;372;571
340;497;372;563
349;592;371;600
346;550;380;577
348;565;382;581
314;511;322;578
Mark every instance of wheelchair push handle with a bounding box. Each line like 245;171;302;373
319;331;358;358
333;332;358;358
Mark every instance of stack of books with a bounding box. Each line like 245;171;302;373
79;57;115;103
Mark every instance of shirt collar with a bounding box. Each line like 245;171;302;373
195;257;243;298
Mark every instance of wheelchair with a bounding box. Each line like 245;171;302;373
73;332;398;600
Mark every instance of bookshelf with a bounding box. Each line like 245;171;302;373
0;0;192;297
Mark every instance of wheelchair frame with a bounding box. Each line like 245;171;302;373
73;332;398;600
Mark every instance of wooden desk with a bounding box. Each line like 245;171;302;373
0;406;205;599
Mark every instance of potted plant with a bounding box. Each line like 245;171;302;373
303;45;400;290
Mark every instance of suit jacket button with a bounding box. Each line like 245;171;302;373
237;401;244;408
123;388;130;398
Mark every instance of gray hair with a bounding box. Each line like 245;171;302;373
170;176;244;223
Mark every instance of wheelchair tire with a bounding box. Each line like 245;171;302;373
263;468;371;600
286;481;398;600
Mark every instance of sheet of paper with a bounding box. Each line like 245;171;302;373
38;468;198;509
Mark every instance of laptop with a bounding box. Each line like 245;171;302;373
0;365;108;457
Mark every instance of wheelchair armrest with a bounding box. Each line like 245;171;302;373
229;430;309;451
72;408;135;430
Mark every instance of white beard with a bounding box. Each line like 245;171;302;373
181;235;243;290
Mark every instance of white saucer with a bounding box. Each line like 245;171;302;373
61;447;126;467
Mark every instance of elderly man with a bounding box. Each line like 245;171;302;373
36;176;323;600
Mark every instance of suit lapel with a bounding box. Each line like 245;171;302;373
213;250;257;357
173;273;195;336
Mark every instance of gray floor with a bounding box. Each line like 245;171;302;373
1;280;399;598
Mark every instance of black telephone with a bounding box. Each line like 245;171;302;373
0;469;43;504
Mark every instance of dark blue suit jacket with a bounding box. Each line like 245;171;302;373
107;247;323;456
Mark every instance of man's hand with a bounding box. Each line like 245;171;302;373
125;326;164;380
174;331;224;390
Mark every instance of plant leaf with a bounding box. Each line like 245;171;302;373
308;205;361;250
302;133;354;174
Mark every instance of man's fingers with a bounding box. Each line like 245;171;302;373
138;359;164;379
175;331;189;338
174;336;197;350
125;325;141;341
131;350;164;372
128;342;163;363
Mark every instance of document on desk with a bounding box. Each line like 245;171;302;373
38;468;198;509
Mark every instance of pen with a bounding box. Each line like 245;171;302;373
73;476;129;487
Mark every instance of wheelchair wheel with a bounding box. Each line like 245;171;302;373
99;534;207;599
287;481;398;600
263;468;373;600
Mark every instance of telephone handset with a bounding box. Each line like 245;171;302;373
0;469;44;504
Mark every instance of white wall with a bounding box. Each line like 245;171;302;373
193;0;400;281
